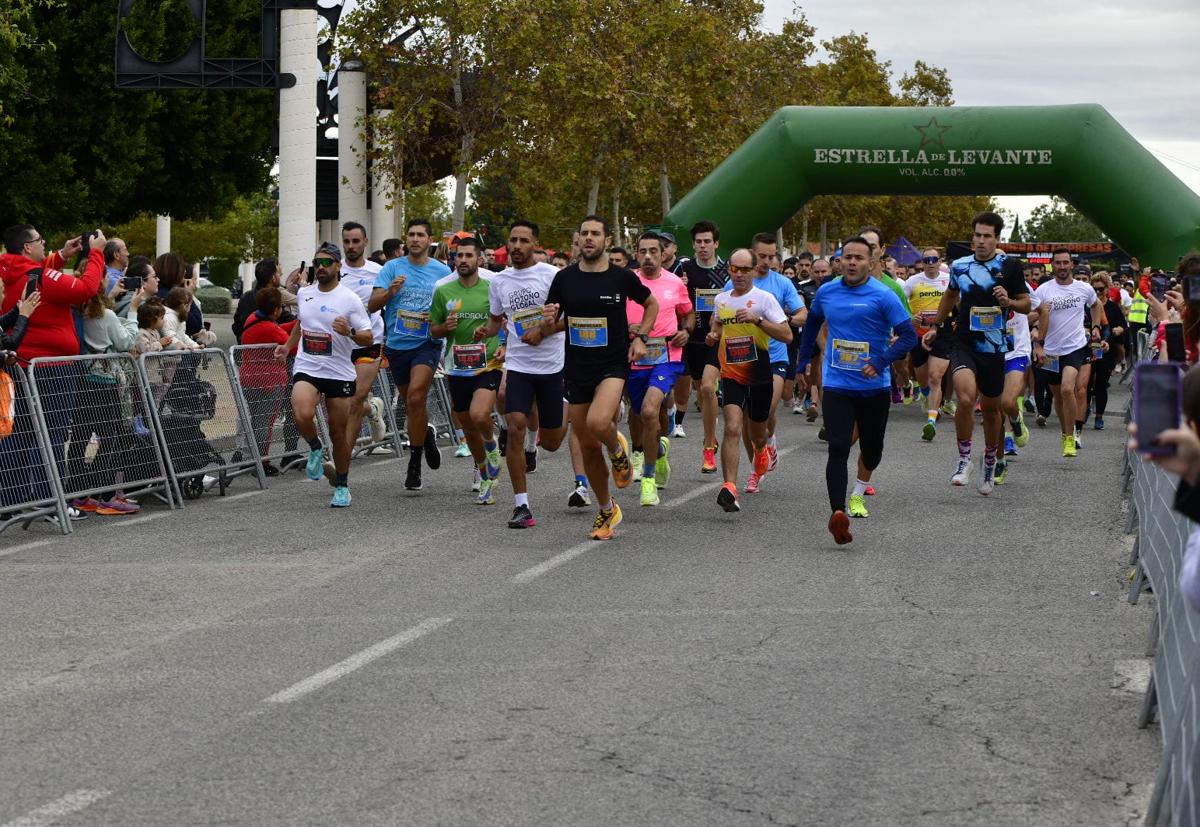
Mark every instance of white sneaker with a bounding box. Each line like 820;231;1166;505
471;467;481;492
671;423;686;439
951;458;971;486
367;396;387;442
977;460;995;496
1074;429;1082;450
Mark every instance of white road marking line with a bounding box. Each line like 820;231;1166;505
221;490;263;502
2;789;111;827
117;513;168;527
512;542;592;585
263;617;453;703
1111;658;1152;697
662;482;721;508
0;539;58;559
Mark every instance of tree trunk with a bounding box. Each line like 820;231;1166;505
801;210;809;252
776;228;785;257
612;184;622;248
452;131;473;231
659;163;671;217
820;219;828;256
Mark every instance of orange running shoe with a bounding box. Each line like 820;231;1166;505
828;510;853;545
701;444;718;474
609;431;632;489
754;446;770;476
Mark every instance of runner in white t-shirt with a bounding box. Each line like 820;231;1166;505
338;222;388;447
994;292;1041;483
1032;249;1103;457
276;242;373;508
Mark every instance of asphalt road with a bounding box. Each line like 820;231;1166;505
0;378;1159;826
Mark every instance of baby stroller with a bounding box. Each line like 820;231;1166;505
156;359;223;500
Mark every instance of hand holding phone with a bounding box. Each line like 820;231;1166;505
1134;362;1183;456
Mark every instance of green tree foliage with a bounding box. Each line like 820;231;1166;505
111;189;278;267
1021;196;1108;242
0;0;275;232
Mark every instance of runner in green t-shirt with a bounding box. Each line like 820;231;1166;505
430;238;504;505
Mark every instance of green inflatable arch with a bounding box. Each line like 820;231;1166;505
662;104;1200;269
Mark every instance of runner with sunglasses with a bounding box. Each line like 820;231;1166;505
905;249;952;441
276;243;374;508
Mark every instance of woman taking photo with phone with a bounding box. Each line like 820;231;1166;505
1088;271;1127;430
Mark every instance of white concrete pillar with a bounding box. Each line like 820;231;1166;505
319;219;336;242
370;108;396;246
337;64;369;229
278;9;319;271
155;215;171;257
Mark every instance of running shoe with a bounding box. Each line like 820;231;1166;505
71;497;100;512
640;477;660;507
717;482;740;512
994;460;1009;485
1023;397;1037;414
323;461;336;487
477;477;495;505
766;444;779;472
891;386;903;404
471;468;481;492
1094;417;1106;431
902;386;914;405
951;458;971;486
818;426;827;442
671;423;686;439
863;485;876;496
262;461;280;477
792;401;804;415
486;447;503;480
753;446;770;476
423;425;442;470
977;462;995;496
745;472;761;494
454;441;470;458
525;447;538;474
806;404;819;423
654;437;671;489
305;449;324;481
631;450;644;482
508;504;536;528
701;444;718;474
1062;433;1077;458
1074;430;1082;450
848;494;869;518
941;399;957;417
1036;414;1047;427
921;421;936;442
96;498;140;515
330;486;352;508
610;431;632;489
368;397;387;442
1013;416;1030;447
405;460;422;491
1004;435;1017;456
589;501;623;540
828;510;853;545
568;482;591;508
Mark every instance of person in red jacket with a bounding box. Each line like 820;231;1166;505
0;225;106;515
240;287;300;475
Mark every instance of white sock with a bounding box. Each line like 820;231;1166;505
525;430;538;451
515;492;529;507
852;479;869;497
767;435;778;449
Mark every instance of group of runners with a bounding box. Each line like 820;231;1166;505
279;211;1114;544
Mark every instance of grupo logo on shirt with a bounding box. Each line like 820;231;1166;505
1047;295;1083;311
507;286;543;310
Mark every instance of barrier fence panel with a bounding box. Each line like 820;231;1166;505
28;354;177;513
138;349;266;503
229;344;307;473
1126;454;1200;825
428;373;456;446
0;362;71;535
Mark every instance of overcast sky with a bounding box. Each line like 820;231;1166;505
760;0;1200;220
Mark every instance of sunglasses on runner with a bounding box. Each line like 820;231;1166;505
728;264;755;275
922;256;940;264
313;257;336;268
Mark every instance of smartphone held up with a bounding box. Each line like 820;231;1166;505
1134;362;1183;456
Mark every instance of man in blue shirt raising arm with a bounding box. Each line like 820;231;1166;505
797;236;917;546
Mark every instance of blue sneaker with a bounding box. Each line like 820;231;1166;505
485;446;502;481
1004;435;1017;456
330;486;351;507
305;449;324;480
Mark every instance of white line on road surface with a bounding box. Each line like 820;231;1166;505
2;789;111;827
662;482;721;508
512;542;592;584
221;490;263;502
0;538;57;559
119;513;168;527
263;617;453;703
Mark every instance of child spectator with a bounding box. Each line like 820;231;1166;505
135;299;169;355
162;287;203;350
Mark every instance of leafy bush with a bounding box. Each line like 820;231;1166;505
196;286;231;316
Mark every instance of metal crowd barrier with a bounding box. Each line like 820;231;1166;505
28;354;176;512
137;349;266;503
428;373;456;445
229;344;306;472
1124;449;1200;825
0;363;72;535
314;368;403;461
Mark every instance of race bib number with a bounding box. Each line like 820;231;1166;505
396;310;429;338
512;305;545;337
568;316;608;348
1043;354;1061;373
301;330;332;357
1091;344;1106;361
695;289;720;314
724;335;757;364
969;306;1004;332
918;310;939;327
452;343;487;372
635;337;669;367
832;339;870;371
